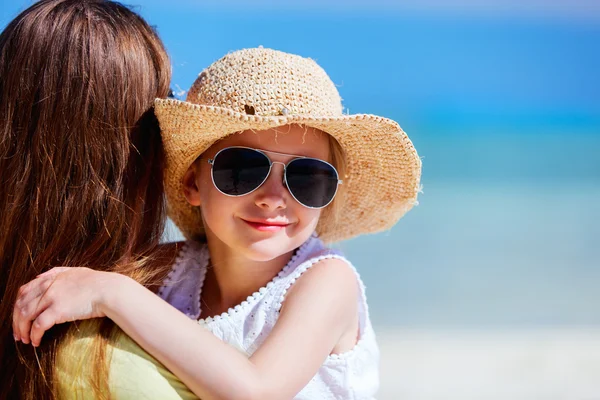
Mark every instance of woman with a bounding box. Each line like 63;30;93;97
0;0;173;398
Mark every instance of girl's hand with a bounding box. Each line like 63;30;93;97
12;267;122;346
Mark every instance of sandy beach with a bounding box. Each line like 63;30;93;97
377;329;600;400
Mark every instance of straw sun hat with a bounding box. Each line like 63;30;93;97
155;47;421;243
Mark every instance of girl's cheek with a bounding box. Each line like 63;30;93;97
301;208;322;227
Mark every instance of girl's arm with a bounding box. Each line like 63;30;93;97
13;259;358;400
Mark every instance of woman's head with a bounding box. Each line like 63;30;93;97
0;0;171;270
0;0;171;397
182;124;346;261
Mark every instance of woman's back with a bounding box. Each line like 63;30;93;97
0;1;171;398
56;321;197;400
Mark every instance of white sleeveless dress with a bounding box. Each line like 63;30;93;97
158;235;380;399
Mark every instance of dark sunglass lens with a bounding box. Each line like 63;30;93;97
212;148;270;195
286;159;338;208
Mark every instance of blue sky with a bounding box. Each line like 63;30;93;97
2;0;599;133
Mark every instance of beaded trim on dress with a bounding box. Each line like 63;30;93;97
156;234;380;399
199;237;315;324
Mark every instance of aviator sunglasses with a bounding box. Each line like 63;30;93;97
207;146;342;209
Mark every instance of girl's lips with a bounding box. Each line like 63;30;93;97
242;219;290;232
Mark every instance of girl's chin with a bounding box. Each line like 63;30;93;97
240;235;306;262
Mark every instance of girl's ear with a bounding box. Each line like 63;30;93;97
182;165;202;206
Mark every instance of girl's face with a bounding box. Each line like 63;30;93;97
184;125;331;261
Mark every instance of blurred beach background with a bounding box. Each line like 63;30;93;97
2;0;599;398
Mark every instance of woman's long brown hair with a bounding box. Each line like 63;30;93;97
0;0;171;398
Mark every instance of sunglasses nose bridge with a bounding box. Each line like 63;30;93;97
269;161;287;183
270;161;286;168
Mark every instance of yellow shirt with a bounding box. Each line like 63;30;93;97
56;322;197;400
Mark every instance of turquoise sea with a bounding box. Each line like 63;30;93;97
344;131;600;329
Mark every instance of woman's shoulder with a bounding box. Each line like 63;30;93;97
158;240;186;253
158;240;206;261
156;241;188;265
155;240;208;318
145;241;195;293
56;321;198;399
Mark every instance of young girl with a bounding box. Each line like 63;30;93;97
13;48;421;399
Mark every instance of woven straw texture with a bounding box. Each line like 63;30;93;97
155;48;421;243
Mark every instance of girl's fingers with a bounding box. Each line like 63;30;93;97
30;308;59;347
14;291;52;345
15;268;62;305
15;278;53;312
13;277;53;341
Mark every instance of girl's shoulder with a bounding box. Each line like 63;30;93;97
282;256;359;311
279;235;352;281
273;236;361;311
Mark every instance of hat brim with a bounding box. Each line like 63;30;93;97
155;98;421;243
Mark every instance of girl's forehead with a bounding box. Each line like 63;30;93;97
212;125;331;160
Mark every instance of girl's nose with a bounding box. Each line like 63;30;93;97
254;163;287;211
